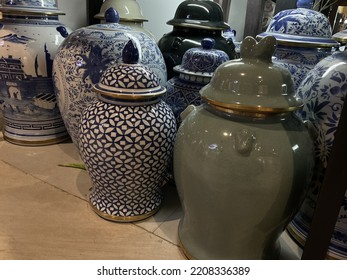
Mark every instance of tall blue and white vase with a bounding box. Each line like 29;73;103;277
0;0;71;145
53;8;167;147
162;38;229;127
257;6;339;91
287;49;347;259
79;40;177;222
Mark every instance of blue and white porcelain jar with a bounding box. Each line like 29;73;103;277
162;38;229;126
257;7;339;91
0;0;71;145
79;40;176;222
53;8;167;147
287;49;347;259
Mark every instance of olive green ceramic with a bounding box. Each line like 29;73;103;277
174;36;314;259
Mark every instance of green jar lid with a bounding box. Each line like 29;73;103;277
200;36;303;117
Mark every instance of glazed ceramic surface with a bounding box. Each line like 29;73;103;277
174;36;314;259
162;38;229;126
158;0;235;79
94;0;155;40
0;0;63;14
53;8;167;147
257;8;339;91
0;3;71;145
287;49;347;259
79;41;176;222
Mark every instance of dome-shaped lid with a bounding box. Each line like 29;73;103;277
200;36;302;116
167;0;230;30
0;0;64;15
94;40;166;100
88;7;132;32
94;0;147;22
257;8;339;48
174;38;229;78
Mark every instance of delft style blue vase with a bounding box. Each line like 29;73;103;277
162;38;229;126
53;8;167;147
257;6;339;91
0;0;71;145
287;49;347;259
78;40;177;222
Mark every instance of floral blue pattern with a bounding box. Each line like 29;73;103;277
288;50;347;259
53;25;167;147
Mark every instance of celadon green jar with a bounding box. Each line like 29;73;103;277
174;36;314;259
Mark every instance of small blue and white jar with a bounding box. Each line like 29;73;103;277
287;49;347;259
162;38;229;126
53;8;167;147
257;6;339;91
0;0;71;145
79;40;177;222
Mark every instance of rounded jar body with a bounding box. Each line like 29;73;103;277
163;75;210;126
53;23;167;147
287;50;347;259
174;105;314;259
0;14;70;145
273;45;333;91
79;98;177;222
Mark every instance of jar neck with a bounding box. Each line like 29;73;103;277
98;93;160;106
178;72;211;84
2;14;60;22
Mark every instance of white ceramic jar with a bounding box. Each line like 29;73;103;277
53;8;167;147
0;0;71;145
287;49;347;259
79;40;176;222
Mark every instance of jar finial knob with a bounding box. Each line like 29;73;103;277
240;36;277;63
201;38;215;50
105;7;120;23
122;40;139;64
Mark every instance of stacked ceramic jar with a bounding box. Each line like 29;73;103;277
158;0;236;79
0;0;71;145
53;8;167;147
162;38;229;126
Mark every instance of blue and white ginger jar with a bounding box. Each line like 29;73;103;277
257;7;339;91
53;8;167;147
79;40;177;222
0;0;71;145
287;49;347;259
162;38;229;126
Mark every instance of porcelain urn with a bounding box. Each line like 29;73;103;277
79;40;177;222
173;36;314;259
0;0;71;145
53;8;167;147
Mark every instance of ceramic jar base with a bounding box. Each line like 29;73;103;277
178;223;281;260
2;117;69;146
287;215;343;260
89;200;161;222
